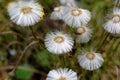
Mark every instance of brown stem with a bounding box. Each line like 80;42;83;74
10;41;38;73
29;26;37;39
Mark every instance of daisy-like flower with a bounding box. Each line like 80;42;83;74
8;0;44;27
50;6;66;20
76;26;92;43
104;8;120;34
46;68;78;80
63;8;91;28
45;31;74;54
77;51;104;71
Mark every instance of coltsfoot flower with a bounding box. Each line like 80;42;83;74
63;8;91;28
104;8;120;34
45;31;74;54
78;51;104;71
46;68;78;80
76;26;92;43
8;0;44;27
50;6;66;20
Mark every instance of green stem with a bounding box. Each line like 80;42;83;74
106;38;117;59
108;39;120;57
97;33;109;51
113;39;120;53
63;55;66;67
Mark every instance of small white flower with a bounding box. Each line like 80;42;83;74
76;26;92;43
8;0;44;27
45;31;74;54
77;51;104;71
50;6;66;20
46;68;78;80
63;8;91;28
104;8;120;34
65;2;78;8
59;0;75;5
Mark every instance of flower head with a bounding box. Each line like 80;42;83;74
63;8;91;28
8;0;44;27
50;6;66;20
104;8;120;34
77;51;104;71
76;26;92;43
45;31;74;54
46;68;77;80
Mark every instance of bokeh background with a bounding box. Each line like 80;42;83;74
0;0;120;80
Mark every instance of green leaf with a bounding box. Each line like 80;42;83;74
15;64;37;80
34;50;57;68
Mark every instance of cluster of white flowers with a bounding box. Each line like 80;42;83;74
50;0;92;45
7;0;106;79
44;1;104;77
50;2;91;28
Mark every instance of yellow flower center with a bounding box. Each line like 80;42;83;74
76;26;86;35
71;8;82;16
54;7;61;12
58;76;66;80
86;52;95;60
21;7;32;14
113;14;120;23
54;36;65;43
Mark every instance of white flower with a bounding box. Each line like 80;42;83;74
63;8;91;28
45;31;74;54
46;68;78;80
77;51;104;71
104;8;120;34
65;2;78;8
60;0;75;5
50;6;66;20
8;0;44;27
76;26;92;43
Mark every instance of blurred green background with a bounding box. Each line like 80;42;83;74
0;0;120;80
